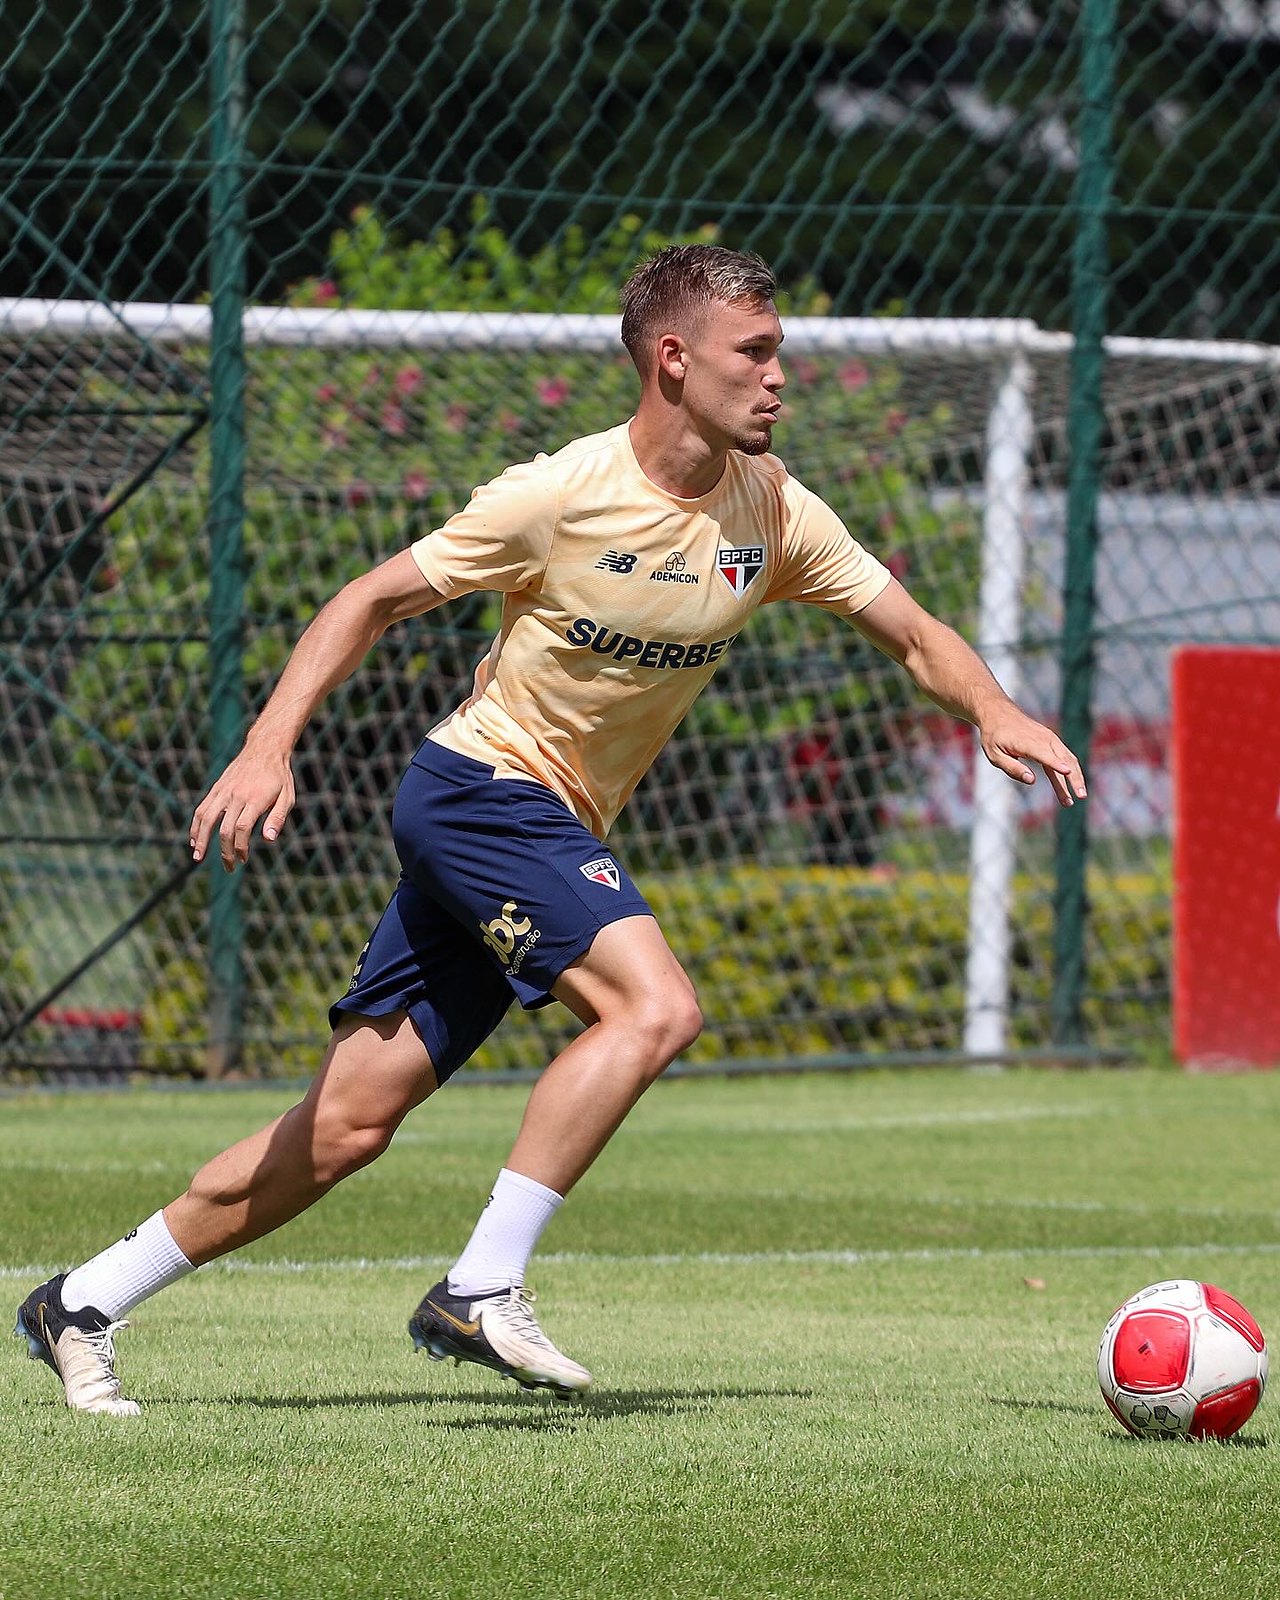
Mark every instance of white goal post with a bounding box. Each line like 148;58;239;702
6;297;1279;1059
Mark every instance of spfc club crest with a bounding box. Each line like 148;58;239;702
716;544;765;595
580;857;620;890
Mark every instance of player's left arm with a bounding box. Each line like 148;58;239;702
849;577;1088;807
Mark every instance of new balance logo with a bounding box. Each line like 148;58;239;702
595;550;638;574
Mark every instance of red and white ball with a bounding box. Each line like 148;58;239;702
1097;1279;1267;1440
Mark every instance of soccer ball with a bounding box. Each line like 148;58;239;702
1097;1279;1268;1439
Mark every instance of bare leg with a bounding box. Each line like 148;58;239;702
504;914;702;1195
164;1009;436;1265
411;922;698;1395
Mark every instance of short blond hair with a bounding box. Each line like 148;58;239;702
620;244;777;372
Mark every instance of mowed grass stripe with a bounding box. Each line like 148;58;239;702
5;1066;1280;1600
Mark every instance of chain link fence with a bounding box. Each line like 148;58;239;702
2;0;1279;1076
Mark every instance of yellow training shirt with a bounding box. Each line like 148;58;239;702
410;422;891;838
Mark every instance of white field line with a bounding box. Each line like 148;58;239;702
388;1104;1110;1145
5;1241;1280;1282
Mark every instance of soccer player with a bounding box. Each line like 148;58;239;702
16;246;1086;1415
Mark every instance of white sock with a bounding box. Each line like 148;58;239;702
61;1210;195;1320
447;1168;563;1298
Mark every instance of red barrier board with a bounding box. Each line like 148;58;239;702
1172;646;1280;1067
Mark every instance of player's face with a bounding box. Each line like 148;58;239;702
681;299;786;456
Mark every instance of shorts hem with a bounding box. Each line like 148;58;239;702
328;993;451;1078
507;910;654;1010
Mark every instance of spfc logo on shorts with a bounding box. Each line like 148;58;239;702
716;545;765;595
580;857;620;890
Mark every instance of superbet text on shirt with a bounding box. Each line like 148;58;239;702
411;423;891;839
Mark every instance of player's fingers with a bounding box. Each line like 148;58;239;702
218;801;257;871
190;794;225;863
262;785;294;844
1040;740;1088;801
983;741;1036;786
1044;765;1075;807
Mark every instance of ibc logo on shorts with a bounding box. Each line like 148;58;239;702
479;899;541;974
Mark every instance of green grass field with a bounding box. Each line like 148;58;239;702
4;1065;1280;1599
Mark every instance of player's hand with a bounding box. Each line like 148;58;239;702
189;744;296;870
978;704;1087;807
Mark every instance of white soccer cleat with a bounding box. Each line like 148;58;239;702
409;1281;592;1398
16;1274;142;1417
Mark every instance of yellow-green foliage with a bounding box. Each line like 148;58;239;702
137;867;1170;1077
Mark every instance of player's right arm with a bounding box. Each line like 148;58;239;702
190;549;447;871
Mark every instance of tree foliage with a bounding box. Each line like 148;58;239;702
3;0;1279;337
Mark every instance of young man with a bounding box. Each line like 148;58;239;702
16;246;1086;1416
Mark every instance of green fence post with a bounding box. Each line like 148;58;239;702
206;0;248;1078
1052;0;1117;1047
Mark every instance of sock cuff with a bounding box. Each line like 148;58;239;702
496;1167;564;1207
145;1209;195;1273
61;1208;195;1319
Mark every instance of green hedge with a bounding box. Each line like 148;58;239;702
132;865;1171;1076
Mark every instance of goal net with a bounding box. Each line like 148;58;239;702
3;297;1279;1075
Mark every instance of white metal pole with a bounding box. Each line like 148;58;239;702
965;351;1034;1057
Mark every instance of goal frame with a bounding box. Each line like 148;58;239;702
6;296;1279;1059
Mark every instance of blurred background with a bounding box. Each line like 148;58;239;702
2;0;1278;1078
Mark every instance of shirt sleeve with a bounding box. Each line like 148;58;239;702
409;457;558;599
763;474;892;617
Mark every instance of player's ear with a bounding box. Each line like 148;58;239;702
655;331;688;381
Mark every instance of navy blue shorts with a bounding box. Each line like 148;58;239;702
329;739;653;1082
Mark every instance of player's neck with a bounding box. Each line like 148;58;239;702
627;413;727;499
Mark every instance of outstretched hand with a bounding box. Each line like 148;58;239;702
190;744;296;870
979;703;1087;807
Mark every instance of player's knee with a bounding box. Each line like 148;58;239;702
312;1115;395;1186
631;988;702;1077
668;991;704;1058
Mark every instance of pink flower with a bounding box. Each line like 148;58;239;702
316;383;338;403
394;364;424;397
381;401;408;437
886;550;910;581
402;471;431;502
443;403;470;433
885;408;907;435
536;376;571;407
343;479;372;509
839;359;869;393
312;279;339;306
